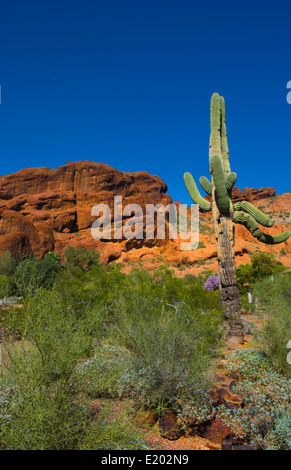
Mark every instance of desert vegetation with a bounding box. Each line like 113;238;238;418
0;247;290;450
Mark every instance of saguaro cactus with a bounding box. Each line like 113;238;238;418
184;93;290;343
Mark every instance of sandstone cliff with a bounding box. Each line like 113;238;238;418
0;161;290;274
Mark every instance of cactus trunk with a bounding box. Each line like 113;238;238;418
209;94;244;344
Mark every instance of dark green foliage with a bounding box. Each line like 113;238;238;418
0;251;17;277
268;411;291;450
63;246;100;273
251;252;286;278
13;252;62;296
0;252;17;298
0;275;12;299
237;252;286;293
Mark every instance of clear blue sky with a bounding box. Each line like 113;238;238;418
0;0;290;203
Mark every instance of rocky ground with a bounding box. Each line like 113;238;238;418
84;309;265;451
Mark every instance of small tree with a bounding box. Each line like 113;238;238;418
184;93;290;343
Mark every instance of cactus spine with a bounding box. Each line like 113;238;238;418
184;92;290;343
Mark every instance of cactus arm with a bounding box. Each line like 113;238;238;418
210;155;230;214
226;172;237;192
233;211;290;244
219;96;231;177
256;230;290;245
184;172;211;211
199;176;212;196
209;93;222;159
233;211;262;237
234;201;274;227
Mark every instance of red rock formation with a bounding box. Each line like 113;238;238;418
0;161;172;260
0;161;290;274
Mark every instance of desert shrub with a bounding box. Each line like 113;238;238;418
0;275;11;299
12;253;61;297
252;274;291;377
78;403;148;450
55;263;128;318
0;260;224;448
63;246;100;273
0;374;89;450
267;411;291;450
0;252;17;298
75;266;223;413
106;296;222;412
0;289;104;449
0;251;17;277
177;381;216;431
251;252;285;277
220;349;291;449
0;286;148;450
237;252;286;294
78;342;138;399
0;372;145;450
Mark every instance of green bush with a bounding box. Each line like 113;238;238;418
237;252;286;293
78;403;148;450
12;253;61;297
63;246;100;273
253;274;291;377
0;275;11;299
0;286;148;450
75;266;223;414
0;252;17;298
99;280;222;411
0;251;17;277
0;289;126;450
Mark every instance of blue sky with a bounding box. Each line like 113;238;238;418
0;0;290;203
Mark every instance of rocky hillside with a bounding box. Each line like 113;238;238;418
0;161;290;275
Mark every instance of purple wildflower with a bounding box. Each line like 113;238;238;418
203;274;219;291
